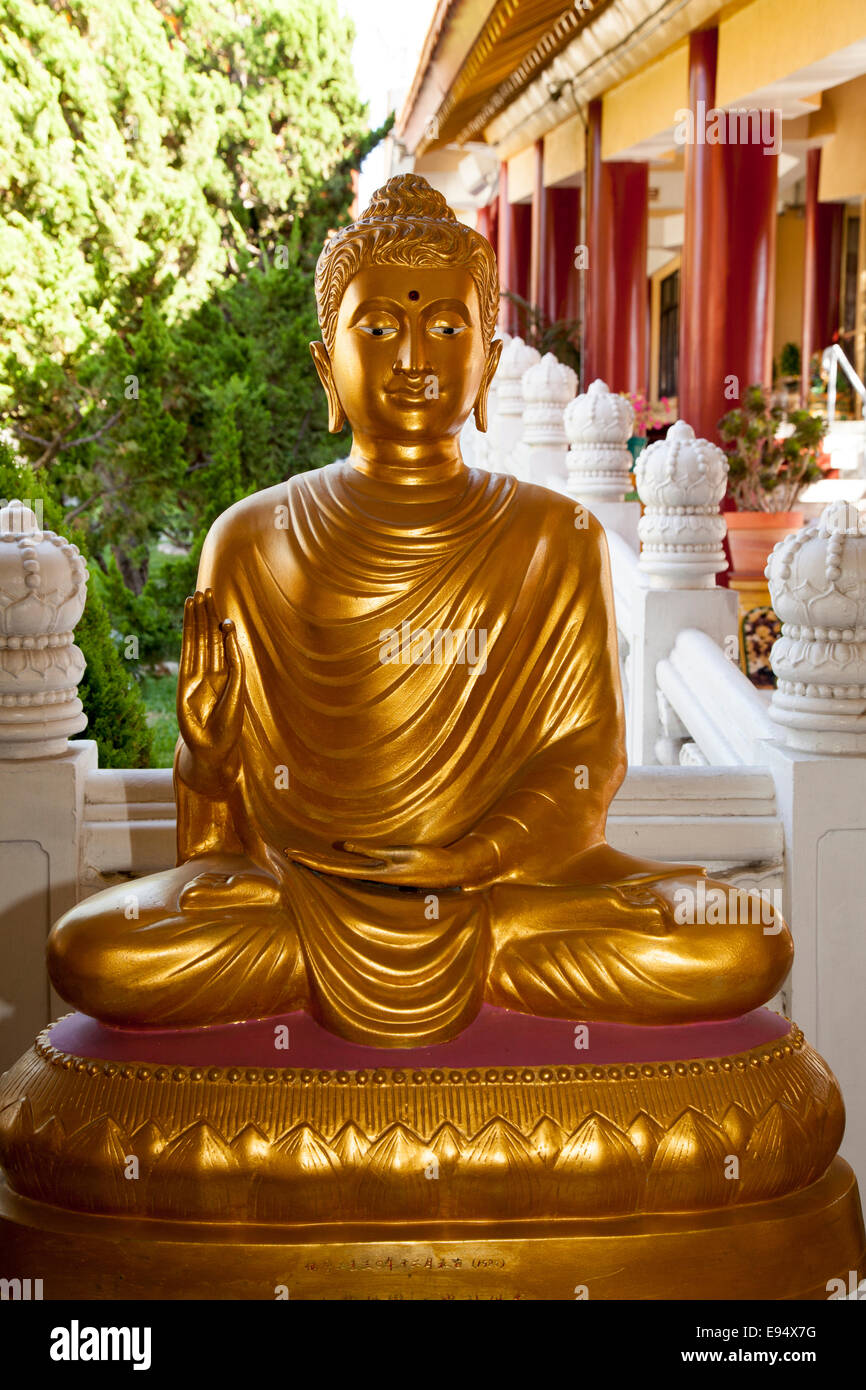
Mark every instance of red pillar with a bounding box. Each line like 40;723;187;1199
802;148;821;406
605;162;649;394
725;136;778;392
585;100;604;384
543;187;580;323
815;203;844;349
679;28;778;442
801;147;844;400
497;163;532;335
476;200;495;245
510;205;532;333
679;30;724;441
497;163;511;332
584;100;648;394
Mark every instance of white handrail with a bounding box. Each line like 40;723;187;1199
656;628;776;766
823;344;866;427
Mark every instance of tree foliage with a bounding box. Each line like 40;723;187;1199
0;0;384;752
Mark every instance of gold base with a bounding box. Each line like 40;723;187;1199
0;1019;847;1222
2;1159;863;1300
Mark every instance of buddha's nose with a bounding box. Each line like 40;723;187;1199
395;318;429;375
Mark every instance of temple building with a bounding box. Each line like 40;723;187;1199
392;0;866;447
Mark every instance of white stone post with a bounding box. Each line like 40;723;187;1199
0;500;97;1069
520;352;576;491
626;423;738;764
563;379;641;548
635;421;729;590
489;336;540;477
763;500;866;1187
767;501;866;754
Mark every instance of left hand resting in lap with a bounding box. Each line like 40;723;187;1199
285;834;499;891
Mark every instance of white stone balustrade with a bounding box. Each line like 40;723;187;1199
563;379;640;549
635;420;729;590
489;336;540;477
757;500;866;1180
520;352;577;489
621;419;738;766
0;500;88;758
0;499;97;1065
767;500;866;754
564;379;634;502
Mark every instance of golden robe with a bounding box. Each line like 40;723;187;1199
48;462;792;1042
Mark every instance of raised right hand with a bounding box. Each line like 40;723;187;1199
177;589;245;768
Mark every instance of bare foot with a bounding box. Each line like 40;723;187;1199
179;871;282;912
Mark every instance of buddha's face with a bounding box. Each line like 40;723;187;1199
314;264;498;444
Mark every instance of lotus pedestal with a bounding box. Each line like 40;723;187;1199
1;1007;863;1300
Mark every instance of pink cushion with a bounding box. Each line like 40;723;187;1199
49;1004;790;1069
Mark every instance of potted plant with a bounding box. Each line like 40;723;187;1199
500;292;580;377
778;341;801;398
620;392;674;462
718;384;824;579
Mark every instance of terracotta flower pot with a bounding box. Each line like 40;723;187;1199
726;510;804;581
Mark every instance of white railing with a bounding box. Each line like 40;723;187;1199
83;766;175;879
656;628;776;767
823;343;866;428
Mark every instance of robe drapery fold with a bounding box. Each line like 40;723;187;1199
174;461;629;1043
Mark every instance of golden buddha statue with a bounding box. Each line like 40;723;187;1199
1;175;863;1300
47;175;790;1045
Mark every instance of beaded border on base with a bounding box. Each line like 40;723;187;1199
33;1013;805;1088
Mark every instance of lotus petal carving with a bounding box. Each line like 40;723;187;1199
647;1108;730;1210
555;1113;642;1214
254;1123;340;1222
530;1115;566;1164
151;1120;240;1219
627;1111;664;1164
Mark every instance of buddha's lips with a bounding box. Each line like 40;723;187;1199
387;385;432;405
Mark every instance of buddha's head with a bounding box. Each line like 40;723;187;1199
311;174;502;450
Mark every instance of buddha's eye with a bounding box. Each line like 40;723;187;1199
428;323;466;338
356;322;398;338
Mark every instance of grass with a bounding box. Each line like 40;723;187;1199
139;672;179;768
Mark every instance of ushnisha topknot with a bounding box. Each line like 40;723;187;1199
315;173;500;353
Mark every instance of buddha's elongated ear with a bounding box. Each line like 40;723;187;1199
473;337;503;433
310;341;347;434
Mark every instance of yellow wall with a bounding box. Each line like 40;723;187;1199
507;144;536;204
814;74;866;201
774;210;805;365
649;254;681;405
602;43;690;160
543;114;584;186
716;0;866;109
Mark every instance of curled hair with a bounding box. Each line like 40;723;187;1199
315;174;499;353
